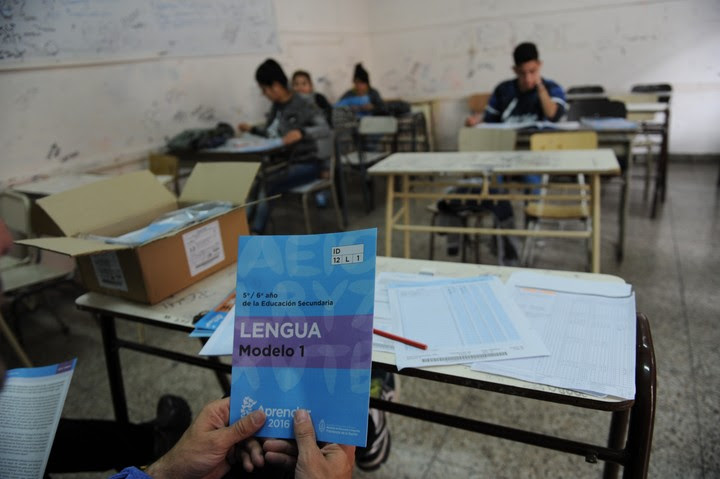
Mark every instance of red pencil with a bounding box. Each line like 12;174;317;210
373;328;428;350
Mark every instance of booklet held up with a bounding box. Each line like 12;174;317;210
230;229;376;446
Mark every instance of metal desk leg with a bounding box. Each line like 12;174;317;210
402;174;411;258
603;410;630;479
617;142;632;262
385;174;395;256
99;314;129;424
591;174;601;273
622;313;657;479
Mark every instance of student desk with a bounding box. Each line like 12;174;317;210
75;256;655;478
368;150;620;273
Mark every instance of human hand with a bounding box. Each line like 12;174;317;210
237;123;252;133
282;129;303;145
0;220;13;257
237;437;267;473
465;114;481;127
293;410;355;479
146;397;266;479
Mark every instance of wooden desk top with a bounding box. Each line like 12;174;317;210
368;149;621;176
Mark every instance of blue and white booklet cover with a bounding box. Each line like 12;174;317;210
230;229;376;446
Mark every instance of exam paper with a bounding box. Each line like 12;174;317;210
0;360;76;479
471;272;636;399
373;272;446;352
388;276;549;370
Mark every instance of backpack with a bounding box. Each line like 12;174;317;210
166;122;235;152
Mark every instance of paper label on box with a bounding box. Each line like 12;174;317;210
182;221;225;276
90;252;128;291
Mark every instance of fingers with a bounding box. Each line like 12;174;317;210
264;450;298;469
263;439;298;456
216;409;266;449
293;409;317;450
238;438;265;472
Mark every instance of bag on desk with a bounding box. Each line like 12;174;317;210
166;122;235;152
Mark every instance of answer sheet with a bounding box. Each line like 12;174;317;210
388;276;548;370
471;272;636;399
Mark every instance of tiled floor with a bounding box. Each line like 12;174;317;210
3;160;719;478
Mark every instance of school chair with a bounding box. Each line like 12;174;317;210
148;153;181;194
566;98;627;121
333;107;398;213
0;190;74;356
467;93;491;116
520;131;598;269
566;85;606;97
611;93;663;199
287;132;344;234
631;83;672;103
427;128;518;263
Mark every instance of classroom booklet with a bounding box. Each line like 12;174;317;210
229;229;376;446
0;359;76;479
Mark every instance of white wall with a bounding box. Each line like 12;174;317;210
2;0;718;187
367;0;720;154
0;0;372;187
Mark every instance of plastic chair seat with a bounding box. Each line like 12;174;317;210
525;202;589;220
341;151;389;166
289;178;331;195
1;263;72;293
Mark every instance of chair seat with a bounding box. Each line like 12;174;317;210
342;151;389;166
289;178;331;195
525;202;589;219
0;256;30;271
1;264;72;293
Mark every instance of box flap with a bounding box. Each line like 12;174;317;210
179;162;260;205
18;237;127;256
36;170;177;237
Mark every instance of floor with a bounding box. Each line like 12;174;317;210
2;159;719;478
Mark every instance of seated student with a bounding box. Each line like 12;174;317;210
238;59;330;235
466;42;567;126
292;70;333;126
336;63;386;116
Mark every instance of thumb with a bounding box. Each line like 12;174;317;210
216;409;266;448
293;409;318;451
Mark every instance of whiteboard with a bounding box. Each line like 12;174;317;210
0;0;279;69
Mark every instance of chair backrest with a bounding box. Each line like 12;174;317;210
332;107;358;156
631;83;672;102
148;154;179;176
0;190;32;260
358;116;398;135
529;131;599;151
467;93;491;114
567;99;627;121
457;128;517;152
567;85;606;95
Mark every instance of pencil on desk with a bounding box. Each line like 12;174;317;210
373;328;428;350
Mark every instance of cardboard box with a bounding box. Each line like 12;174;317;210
20;162;259;304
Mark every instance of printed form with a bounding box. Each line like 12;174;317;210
471;272;636;399
388;276;549;370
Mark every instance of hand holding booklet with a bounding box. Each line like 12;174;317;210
230;229;376;446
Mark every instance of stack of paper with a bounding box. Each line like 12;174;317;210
471;272;636;399
378;273;549;370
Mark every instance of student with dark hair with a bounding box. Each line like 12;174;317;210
466;42;567;126
292;70;333;125
337;63;386;115
238;59;330;234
